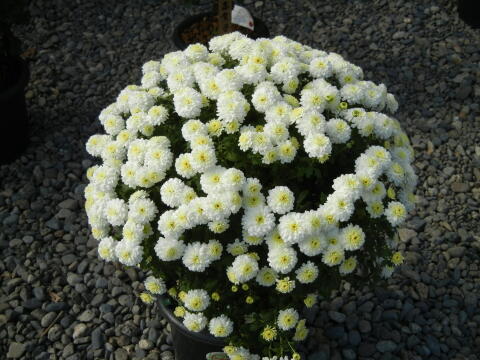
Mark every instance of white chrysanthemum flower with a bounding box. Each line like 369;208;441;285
236;62;268;84
265;101;292;124
215;69;243;91
267;246;298;274
309;56;333;78
362;180;386;203
204;193;233;221
141;70;162;89
366;200;384;219
243;178;262;196
226;239;248;256
267;186;294;215
122;219;145;244
295;261;319;284
241;205;275;237
115;240;143;266
209;315;234;337
144;276;166;295
104;198;128;226
185;43;208;62
251;82;282;112
277;308;299;331
183;289;210;312
387;162;406;186
173;87;203;118
128;197;157;224
205;239;223;261
98;237;117;262
217;91;249;123
263;121;289;143
183;312;207;332
160;178;186;208
102;114;125;136
142;60;161;74
326;118;351;144
191;146;217;173
300;88;325;112
298;234;326;256
386;93;399;113
278;213;307;244
229;254;259;284
355;153;383;180
256;267;277;287
154;237;185;261
207;218;229;233
304;133;332;159
385;201;407;226
175;153;197;178
146;105;168;126
341;224;366;251
339;256;357;275
157;210;184;238
86;134;111;157
182;242;212;272
324;193;355;223
277;139;297;163
296;110;326;136
221;168;246;192
322;246;345;267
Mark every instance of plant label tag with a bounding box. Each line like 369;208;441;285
231;5;254;30
206;352;229;360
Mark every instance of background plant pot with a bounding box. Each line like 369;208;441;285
158;297;225;360
0;57;30;164
457;0;480;28
172;12;270;50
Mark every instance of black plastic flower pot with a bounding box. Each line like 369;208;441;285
172;12;270;50
0;57;30;164
457;0;480;28
158;297;225;360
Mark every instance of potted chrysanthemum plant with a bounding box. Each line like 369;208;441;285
85;32;417;360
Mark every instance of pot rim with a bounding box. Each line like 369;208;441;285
158;295;226;347
0;57;30;102
172;11;270;50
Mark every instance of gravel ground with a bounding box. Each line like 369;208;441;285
1;0;479;359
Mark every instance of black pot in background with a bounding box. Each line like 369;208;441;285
0;57;30;164
158;297;225;360
457;0;480;29
172;12;270;50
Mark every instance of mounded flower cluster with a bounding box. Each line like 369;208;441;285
85;32;417;359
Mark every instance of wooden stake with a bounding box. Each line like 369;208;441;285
216;0;233;35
